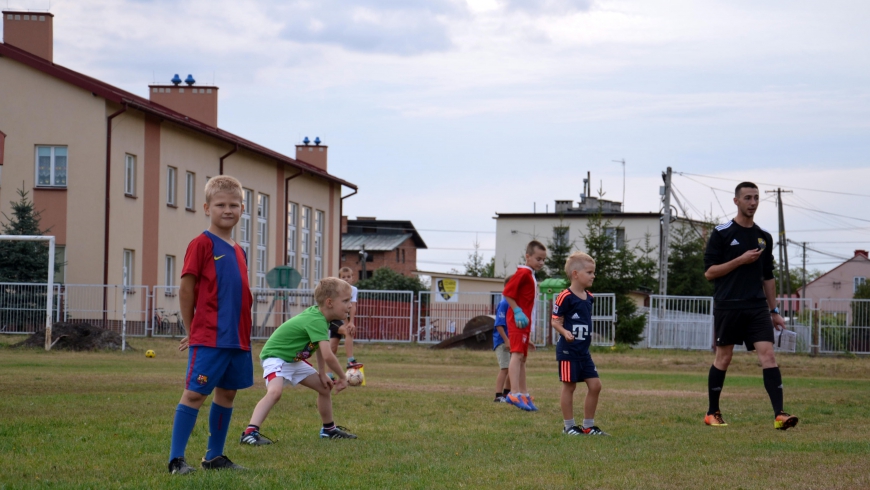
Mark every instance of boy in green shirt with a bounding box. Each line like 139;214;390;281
240;277;357;445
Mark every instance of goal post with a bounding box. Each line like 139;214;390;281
0;235;55;351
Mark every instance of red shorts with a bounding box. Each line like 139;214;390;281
508;325;530;356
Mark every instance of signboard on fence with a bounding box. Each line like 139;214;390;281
435;278;459;302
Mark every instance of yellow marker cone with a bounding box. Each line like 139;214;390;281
359;366;366;386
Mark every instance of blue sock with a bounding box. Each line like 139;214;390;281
169;404;199;462
205;402;233;461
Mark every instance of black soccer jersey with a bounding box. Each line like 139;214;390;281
703;220;775;309
552;288;594;360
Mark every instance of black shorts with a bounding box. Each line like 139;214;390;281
713;307;775;351
329;320;344;339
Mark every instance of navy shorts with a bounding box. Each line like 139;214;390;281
714;307;775;351
558;358;598;383
329;320;344;339
184;346;254;394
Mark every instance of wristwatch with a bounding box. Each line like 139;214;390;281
770;307;780;315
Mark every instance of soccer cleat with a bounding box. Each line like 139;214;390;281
505;393;532;411
201;455;246;470
580;426;610;436
347;360;364;369
563;425;585;436
524;395;538;411
704;411;728;427
494;396;506;403
168;457;197;475
774;412;799;430
320;425;358;439
240;430;273;446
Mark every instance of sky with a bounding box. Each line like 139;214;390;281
4;0;869;274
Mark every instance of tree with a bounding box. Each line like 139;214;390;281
356;267;426;294
544;219;574;280
667;223;713;297
581;210;650;345
464;240;497;277
0;188;54;282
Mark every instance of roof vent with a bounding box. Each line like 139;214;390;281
303;136;310;146
171;74;182;86
184;74;196;86
314;137;321;146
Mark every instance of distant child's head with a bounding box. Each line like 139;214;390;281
339;267;355;285
203;176;244;231
565;252;596;290
524;241;547;271
314;277;353;321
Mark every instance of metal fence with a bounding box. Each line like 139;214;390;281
0;283;59;333
59;284;151;337
417;291;501;344
646;295;714;350
818;299;870;354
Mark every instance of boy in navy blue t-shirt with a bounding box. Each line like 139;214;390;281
492;275;513;402
551;252;608;436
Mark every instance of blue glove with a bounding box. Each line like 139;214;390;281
513;307;529;329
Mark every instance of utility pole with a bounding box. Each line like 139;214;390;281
801;242;807;297
612;159;625;210
359;244;368;280
765;188;793;298
659;167;672;296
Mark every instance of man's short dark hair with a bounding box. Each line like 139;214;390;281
735;182;758;197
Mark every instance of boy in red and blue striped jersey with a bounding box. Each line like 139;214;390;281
551;252;608;436
168;175;254;475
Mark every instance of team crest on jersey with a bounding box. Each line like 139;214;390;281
196;374;208;386
293;342;317;362
757;238;766;250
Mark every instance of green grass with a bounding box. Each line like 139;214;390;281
1;337;870;489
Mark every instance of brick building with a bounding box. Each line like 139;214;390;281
340;217;427;280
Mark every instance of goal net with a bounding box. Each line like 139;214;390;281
0;235;56;350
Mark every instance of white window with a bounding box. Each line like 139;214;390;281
185;172;195;210
314;210;324;284
287;202;298;269
167;167;177;206
855;277;866;292
165;255;176;288
301;206;311;289
122;249;135;288
35;146;67;187
124;154;136;196
239;189;253;275
256;193;269;288
604;227;625;249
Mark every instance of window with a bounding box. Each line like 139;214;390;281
185;172;195;210
124;154;136;196
604;227;625;249
167;167;177;206
402;249;406;264
165;255;176;288
239;189;253;274
36;146;67;187
287;202;298;269
122;249;135;288
301;206;311;289
256;194;269;288
855;277;866;293
314;210;324;284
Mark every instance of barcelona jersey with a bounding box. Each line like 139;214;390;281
552;288;594;360
182;230;253;350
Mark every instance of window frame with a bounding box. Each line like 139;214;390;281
239;189;253;277
855;277;866;293
122;249;135;288
165;255;176;288
35;145;68;188
185;171;196;210
300;206;311;289
167;166;178;206
124;154;136;197
256;193;269;289
287;202;298;269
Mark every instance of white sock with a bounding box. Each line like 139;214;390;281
583;419;594;428
564;419;576;429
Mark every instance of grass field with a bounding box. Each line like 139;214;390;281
2;336;870;489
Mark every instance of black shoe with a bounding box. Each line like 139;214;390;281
201;455;246;470
168;457;197;475
319;425;358;439
494;396;506;403
240;430;273;446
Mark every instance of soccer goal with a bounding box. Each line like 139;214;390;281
0;235;55;351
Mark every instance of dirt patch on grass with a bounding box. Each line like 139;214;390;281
12;322;134;351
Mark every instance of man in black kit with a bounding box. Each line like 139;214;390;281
703;182;799;430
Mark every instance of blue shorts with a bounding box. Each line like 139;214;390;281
558;358;598;383
184;346;254;394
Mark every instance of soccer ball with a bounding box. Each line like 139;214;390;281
145;350;156;358
346;368;363;387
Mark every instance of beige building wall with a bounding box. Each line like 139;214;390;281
803;254;870;304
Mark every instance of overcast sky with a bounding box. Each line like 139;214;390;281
5;0;869;274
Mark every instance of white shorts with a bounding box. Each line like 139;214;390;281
261;357;317;387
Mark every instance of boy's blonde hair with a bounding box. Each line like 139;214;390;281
314;277;352;306
526;240;546;256
204;175;244;203
339;267;353;276
565;252;595;276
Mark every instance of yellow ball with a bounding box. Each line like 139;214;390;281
145;350;156;358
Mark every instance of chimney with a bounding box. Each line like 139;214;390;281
856;250;869;258
295;136;328;171
3;11;54;61
149;75;218;127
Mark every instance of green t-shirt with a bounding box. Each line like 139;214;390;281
260;305;329;363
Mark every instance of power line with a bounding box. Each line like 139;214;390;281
677;172;870;198
782;203;870;224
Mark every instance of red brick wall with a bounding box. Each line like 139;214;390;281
340;237;419;280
